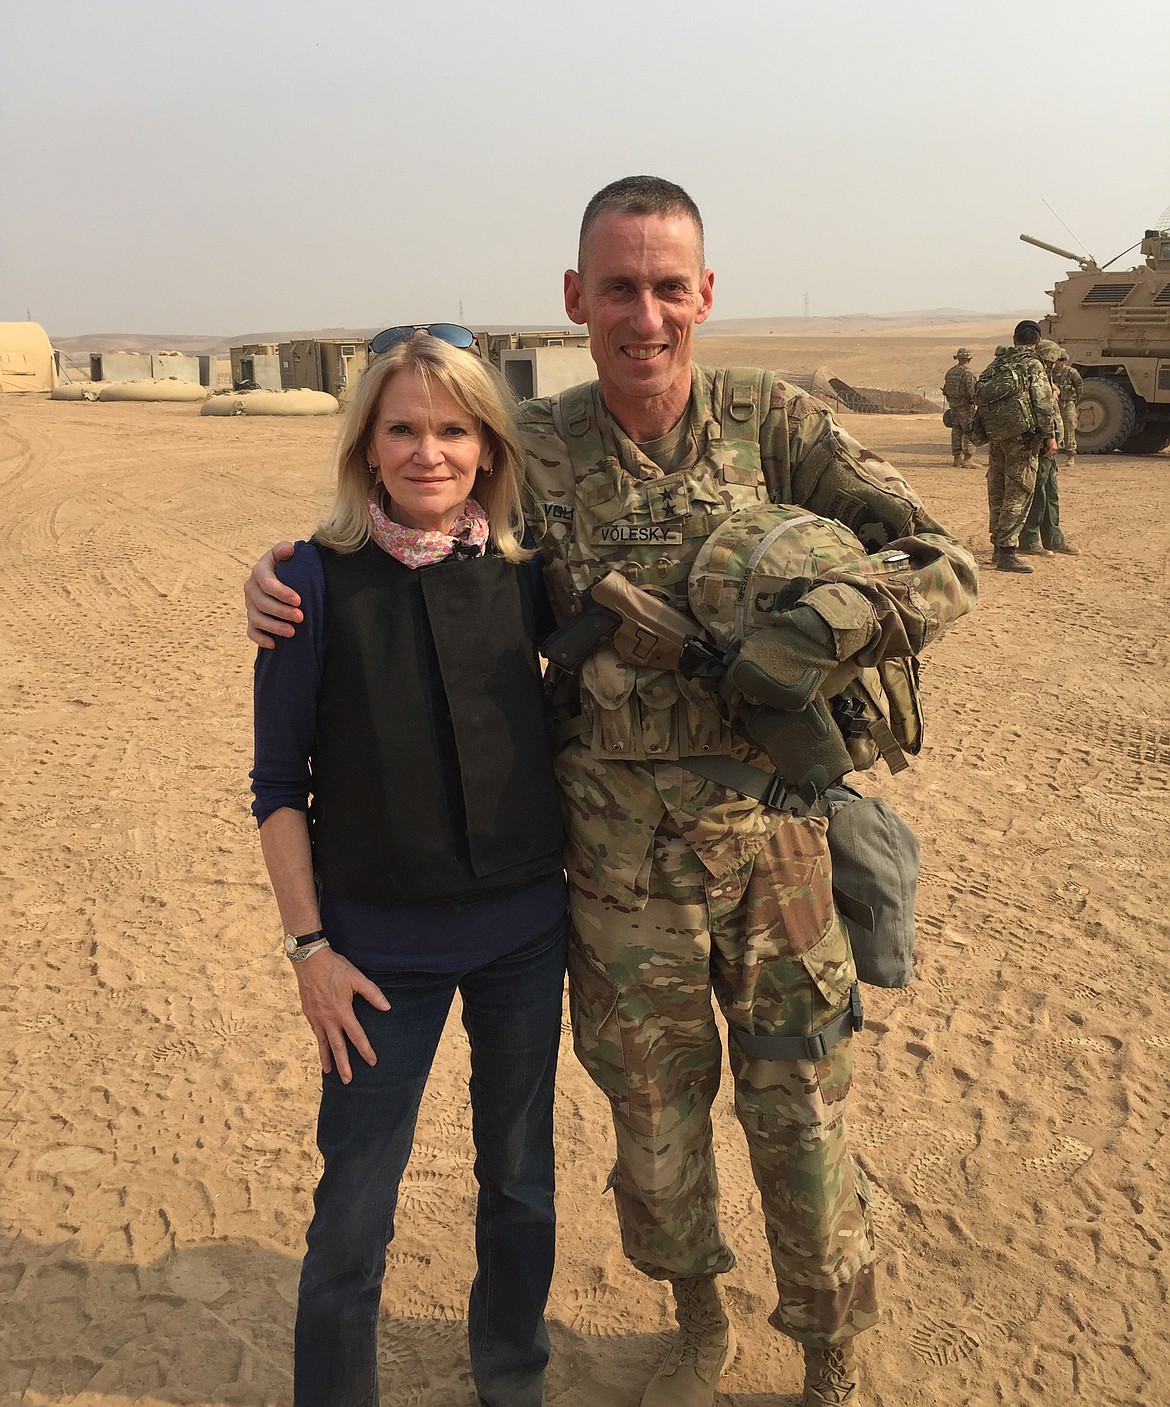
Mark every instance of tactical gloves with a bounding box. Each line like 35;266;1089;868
716;591;878;801
732;693;855;803
721;604;839;712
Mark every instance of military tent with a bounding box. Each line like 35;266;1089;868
0;323;58;393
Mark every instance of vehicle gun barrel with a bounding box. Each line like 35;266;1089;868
1019;233;1096;270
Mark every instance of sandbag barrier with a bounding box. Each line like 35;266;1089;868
98;379;209;403
50;384;101;401
201;389;338;416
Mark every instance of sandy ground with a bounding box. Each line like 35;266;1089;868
2;336;1169;1407
696;321;1015;404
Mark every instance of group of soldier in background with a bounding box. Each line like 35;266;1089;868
941;326;1081;574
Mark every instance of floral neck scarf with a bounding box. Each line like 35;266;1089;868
366;488;489;569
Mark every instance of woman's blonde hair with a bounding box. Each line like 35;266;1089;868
316;336;531;563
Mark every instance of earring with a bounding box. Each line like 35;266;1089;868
367;462;378;475
479;465;493;476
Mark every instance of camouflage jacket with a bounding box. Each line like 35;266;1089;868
1053;365;1083;403
942;363;978;407
518;366;978;895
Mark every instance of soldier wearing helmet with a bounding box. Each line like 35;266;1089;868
1051;349;1082;463
1018;341;1080;558
942;347;978;466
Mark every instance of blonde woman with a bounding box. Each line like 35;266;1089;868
251;329;567;1407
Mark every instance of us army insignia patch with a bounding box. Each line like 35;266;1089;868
595;524;684;544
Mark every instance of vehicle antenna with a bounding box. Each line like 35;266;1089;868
1042;199;1092;258
1099;242;1143;272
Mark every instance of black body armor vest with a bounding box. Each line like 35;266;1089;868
311;541;563;906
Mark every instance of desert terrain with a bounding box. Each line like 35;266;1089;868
2;327;1168;1407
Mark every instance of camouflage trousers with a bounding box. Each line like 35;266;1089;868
1061;403;1078;454
567;811;878;1345
987;433;1042;548
1019;455;1067;550
948;409;975;459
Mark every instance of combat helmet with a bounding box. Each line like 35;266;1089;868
1035;338;1062;365
688;505;922;773
954;347;972;361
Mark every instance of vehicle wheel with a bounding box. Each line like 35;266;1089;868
1120;420;1170;455
1075;379;1137;453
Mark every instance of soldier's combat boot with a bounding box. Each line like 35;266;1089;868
802;1341;860;1406
992;547;1033;574
951;454;963;468
640;1275;737;1407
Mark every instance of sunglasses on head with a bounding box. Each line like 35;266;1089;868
369;323;477;355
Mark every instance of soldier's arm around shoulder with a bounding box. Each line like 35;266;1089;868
515;392;572;539
762;384;978;662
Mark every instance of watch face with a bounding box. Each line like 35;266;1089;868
283;935;299;954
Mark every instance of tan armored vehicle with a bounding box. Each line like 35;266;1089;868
1021;227;1170;453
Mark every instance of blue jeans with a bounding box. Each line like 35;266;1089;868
294;918;568;1407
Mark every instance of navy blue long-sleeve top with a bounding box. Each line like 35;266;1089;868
251;542;566;975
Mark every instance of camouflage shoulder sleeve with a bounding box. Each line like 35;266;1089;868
757;378;837;502
774;397;978;656
516;395;572;535
1028;362;1055;423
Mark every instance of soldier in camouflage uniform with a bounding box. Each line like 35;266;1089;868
245;178;979;1407
978;321;1057;575
1052;350;1082;462
522;178;976;1407
1018;340;1079;557
942;347;978;465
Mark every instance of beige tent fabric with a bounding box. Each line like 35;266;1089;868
0;323;57;393
97;380;208;403
200;388;338;416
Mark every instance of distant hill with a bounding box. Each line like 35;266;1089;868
48;323;584;359
49;311;1047;364
699;310;1043;336
50;329;380;360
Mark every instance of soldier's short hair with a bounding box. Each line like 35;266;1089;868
1013;320;1043;345
578;176;705;272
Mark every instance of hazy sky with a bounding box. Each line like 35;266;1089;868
2;0;1168;337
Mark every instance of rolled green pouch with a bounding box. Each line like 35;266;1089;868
734;693;853;800
722;605;837;712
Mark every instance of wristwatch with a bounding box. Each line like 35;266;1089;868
284;930;330;963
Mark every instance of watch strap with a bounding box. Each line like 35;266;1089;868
286;929;326;948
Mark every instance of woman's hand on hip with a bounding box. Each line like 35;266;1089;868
292;948;391;1084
